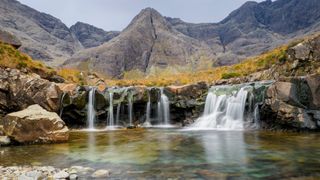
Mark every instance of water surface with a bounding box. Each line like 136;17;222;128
1;129;320;179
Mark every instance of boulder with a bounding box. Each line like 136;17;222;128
0;68;63;114
2;105;69;144
261;75;320;130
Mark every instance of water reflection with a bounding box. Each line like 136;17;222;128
199;131;247;165
1;130;320;179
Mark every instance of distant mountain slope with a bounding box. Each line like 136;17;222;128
166;0;320;65
70;22;120;48
0;0;82;65
64;8;214;78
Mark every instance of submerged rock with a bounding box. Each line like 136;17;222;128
91;169;110;178
2;105;69;144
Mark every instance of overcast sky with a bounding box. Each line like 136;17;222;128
18;0;263;31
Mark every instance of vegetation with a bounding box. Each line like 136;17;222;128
104;46;288;87
0;42;55;76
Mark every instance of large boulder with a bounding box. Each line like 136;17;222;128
2;105;69;144
0;68;62;115
261;75;320;130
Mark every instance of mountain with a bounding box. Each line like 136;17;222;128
166;0;320;65
70;22;120;48
0;0;82;65
64;8;214;78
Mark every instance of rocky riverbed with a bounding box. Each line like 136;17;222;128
0;166;110;179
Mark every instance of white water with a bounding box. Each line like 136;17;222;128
128;92;133;126
143;90;152;127
116;103;121;126
190;87;250;130
157;88;170;125
59;92;67;117
87;87;96;130
107;92;115;127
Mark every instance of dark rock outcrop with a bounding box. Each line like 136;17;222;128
261;75;320;130
2;104;69;144
70;22;120;48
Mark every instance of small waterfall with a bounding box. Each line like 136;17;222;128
116;102;121;126
128;91;133;126
59;92;67;117
143;90;152;127
157;88;170;125
107;92;114;127
190;86;250;130
190;81;273;130
87;87;96;130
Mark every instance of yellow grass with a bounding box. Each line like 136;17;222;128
104;46;288;87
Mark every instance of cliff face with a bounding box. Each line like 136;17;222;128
0;0;82;64
166;0;320;65
70;22;120;48
64;8;214;78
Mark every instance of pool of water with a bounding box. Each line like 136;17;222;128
1;129;320;179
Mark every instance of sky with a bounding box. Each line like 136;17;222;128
18;0;263;31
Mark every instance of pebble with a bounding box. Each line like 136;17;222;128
53;171;69;179
0;166;101;179
91;169;110;178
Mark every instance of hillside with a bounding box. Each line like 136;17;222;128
0;0;82;64
64;8;214;78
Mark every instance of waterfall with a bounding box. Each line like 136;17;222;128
59;92;67;117
128;91;133;126
116;102;121;126
107;92;114;127
189;81;273;130
190;86;250;130
157;88;170;125
87;87;96;130
143;90;152;127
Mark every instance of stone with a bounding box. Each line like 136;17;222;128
0;30;21;49
291;43;310;60
305;75;320;109
91;169;110;178
2;105;69;144
0;136;10;145
69;173;78;180
53;171;69;179
0;68;63;114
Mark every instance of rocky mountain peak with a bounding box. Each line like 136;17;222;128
70;22;120;48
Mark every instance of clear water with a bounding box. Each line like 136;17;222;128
1;129;320;179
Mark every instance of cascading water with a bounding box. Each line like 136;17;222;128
143;89;152;127
116;103;121;126
128;91;134;126
87;87;96;130
157;88;170;125
190;86;250;130
59;92;67;117
107;91;115;127
190;81;273;130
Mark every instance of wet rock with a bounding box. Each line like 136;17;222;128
2;105;69;144
91;169;110;178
